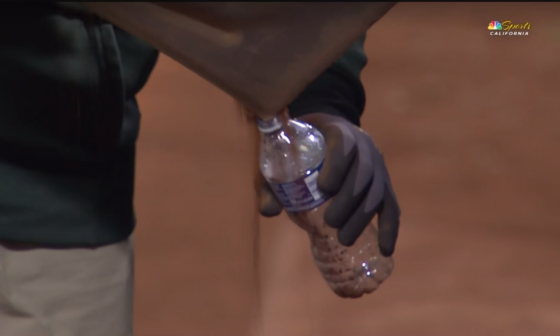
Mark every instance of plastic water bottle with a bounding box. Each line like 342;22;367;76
258;114;394;298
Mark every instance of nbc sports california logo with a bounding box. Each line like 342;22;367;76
488;21;531;36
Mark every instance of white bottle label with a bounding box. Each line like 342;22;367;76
268;162;330;213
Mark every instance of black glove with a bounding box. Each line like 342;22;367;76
259;112;400;257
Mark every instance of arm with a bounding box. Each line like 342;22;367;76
288;3;398;124
288;35;368;127
84;2;394;118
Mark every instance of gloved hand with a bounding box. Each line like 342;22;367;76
259;112;400;257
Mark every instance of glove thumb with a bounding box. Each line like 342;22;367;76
258;175;283;217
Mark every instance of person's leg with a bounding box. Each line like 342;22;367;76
0;237;134;336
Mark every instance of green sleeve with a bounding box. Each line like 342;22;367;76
288;35;368;127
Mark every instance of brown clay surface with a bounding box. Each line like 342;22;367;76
134;3;560;336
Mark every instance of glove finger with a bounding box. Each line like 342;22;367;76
360;135;400;255
259;179;283;217
316;122;357;194
362;133;387;214
297;114;358;194
323;132;374;229
337;163;385;247
377;179;401;256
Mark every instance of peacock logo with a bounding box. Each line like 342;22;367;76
489;20;531;36
488;21;502;30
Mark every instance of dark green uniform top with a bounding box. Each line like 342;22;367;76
0;2;368;246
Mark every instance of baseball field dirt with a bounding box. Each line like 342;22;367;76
134;3;560;335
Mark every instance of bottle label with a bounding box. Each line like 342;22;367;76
268;162;330;213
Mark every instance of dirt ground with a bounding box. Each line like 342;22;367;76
133;3;560;336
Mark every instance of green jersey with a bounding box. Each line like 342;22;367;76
0;2;368;246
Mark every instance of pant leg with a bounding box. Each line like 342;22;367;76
0;237;134;336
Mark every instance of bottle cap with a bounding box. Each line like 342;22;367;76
257;116;282;133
